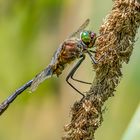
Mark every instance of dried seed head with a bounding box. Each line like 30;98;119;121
63;0;140;139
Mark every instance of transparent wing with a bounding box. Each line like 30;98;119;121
69;18;90;38
50;45;63;65
30;45;63;92
30;65;53;92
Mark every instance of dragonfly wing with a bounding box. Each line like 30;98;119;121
69;18;90;38
30;45;63;92
30;65;53;92
50;45;63;65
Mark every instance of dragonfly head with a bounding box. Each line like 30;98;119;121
80;31;96;48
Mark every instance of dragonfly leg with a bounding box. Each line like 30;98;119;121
86;50;98;64
89;50;96;53
71;76;91;84
68;54;92;84
87;50;106;64
71;55;91;84
66;55;87;97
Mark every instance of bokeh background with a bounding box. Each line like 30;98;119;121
0;0;140;140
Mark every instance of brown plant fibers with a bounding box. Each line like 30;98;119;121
62;0;140;140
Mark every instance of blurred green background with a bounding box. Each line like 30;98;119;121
0;0;140;140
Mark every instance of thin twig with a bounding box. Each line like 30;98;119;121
63;0;140;139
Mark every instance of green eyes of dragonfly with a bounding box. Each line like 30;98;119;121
81;31;91;44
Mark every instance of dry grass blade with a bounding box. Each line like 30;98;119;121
63;0;140;139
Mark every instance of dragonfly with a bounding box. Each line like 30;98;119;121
0;19;98;115
30;18;98;95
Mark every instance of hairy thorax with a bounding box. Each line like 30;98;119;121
53;39;82;76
